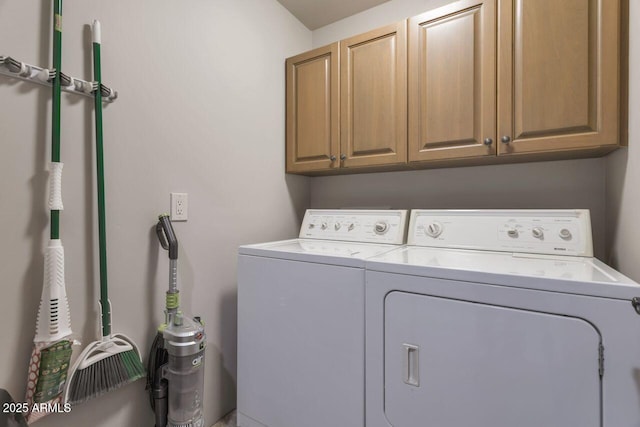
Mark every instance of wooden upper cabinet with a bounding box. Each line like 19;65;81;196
286;43;340;173
498;0;620;155
340;22;408;168
285;0;625;175
409;0;496;162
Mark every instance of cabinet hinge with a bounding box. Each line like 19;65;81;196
598;343;605;378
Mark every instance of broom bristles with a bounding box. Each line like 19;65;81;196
67;349;145;406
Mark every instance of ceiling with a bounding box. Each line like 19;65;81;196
277;0;391;30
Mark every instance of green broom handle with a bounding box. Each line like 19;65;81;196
93;22;110;337
51;0;62;239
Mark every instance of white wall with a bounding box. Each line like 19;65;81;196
313;0;452;47
310;0;609;260
606;1;639;280
0;1;311;426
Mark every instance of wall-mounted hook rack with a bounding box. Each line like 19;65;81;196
0;55;118;102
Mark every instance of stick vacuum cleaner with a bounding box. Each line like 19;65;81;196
148;214;206;427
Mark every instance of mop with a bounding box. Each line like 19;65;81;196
23;1;75;422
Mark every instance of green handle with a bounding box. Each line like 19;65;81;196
93;26;110;337
51;0;62;239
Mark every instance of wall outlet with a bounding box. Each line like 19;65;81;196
171;192;188;221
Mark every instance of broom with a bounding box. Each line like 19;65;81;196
24;1;75;423
64;20;144;406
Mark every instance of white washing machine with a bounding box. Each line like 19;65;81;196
237;209;408;427
365;209;640;427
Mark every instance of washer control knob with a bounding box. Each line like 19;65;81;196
374;221;389;235
308;223;315;229
348;223;355;231
334;223;341;231
321;222;328;230
507;228;519;238
559;228;572;240
532;227;544;239
425;222;443;238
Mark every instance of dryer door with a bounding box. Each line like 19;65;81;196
384;291;601;427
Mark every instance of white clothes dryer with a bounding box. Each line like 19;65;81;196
237;209;408;427
365;210;640;427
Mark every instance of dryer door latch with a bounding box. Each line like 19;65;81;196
402;344;420;387
631;297;640;315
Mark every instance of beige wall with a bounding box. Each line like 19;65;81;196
310;160;607;258
606;0;639;280
312;0;453;47
0;1;311;426
309;0;610;260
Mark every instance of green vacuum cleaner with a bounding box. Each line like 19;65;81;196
147;214;206;427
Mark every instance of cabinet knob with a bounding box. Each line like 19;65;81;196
330;155;336;161
340;154;347;161
483;138;493;146
501;135;511;144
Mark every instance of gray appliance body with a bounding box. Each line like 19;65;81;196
365;247;640;427
238;239;403;427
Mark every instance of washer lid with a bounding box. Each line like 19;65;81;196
366;246;640;299
239;238;402;267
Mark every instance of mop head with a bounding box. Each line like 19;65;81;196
64;334;145;405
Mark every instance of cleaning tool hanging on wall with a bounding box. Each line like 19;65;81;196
64;20;145;406
148;215;206;427
23;1;76;423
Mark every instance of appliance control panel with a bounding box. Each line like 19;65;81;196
299;209;408;244
408;210;593;257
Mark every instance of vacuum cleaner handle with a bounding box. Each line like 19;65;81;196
156;214;178;260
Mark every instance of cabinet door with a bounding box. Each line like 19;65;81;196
340;22;407;168
286;43;340;173
409;0;496;162
498;0;620;155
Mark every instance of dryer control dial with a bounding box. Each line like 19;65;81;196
425;222;443;238
559;228;572;240
532;227;544;239
374;221;389;235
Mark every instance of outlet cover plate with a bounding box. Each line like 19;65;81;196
171;192;188;221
